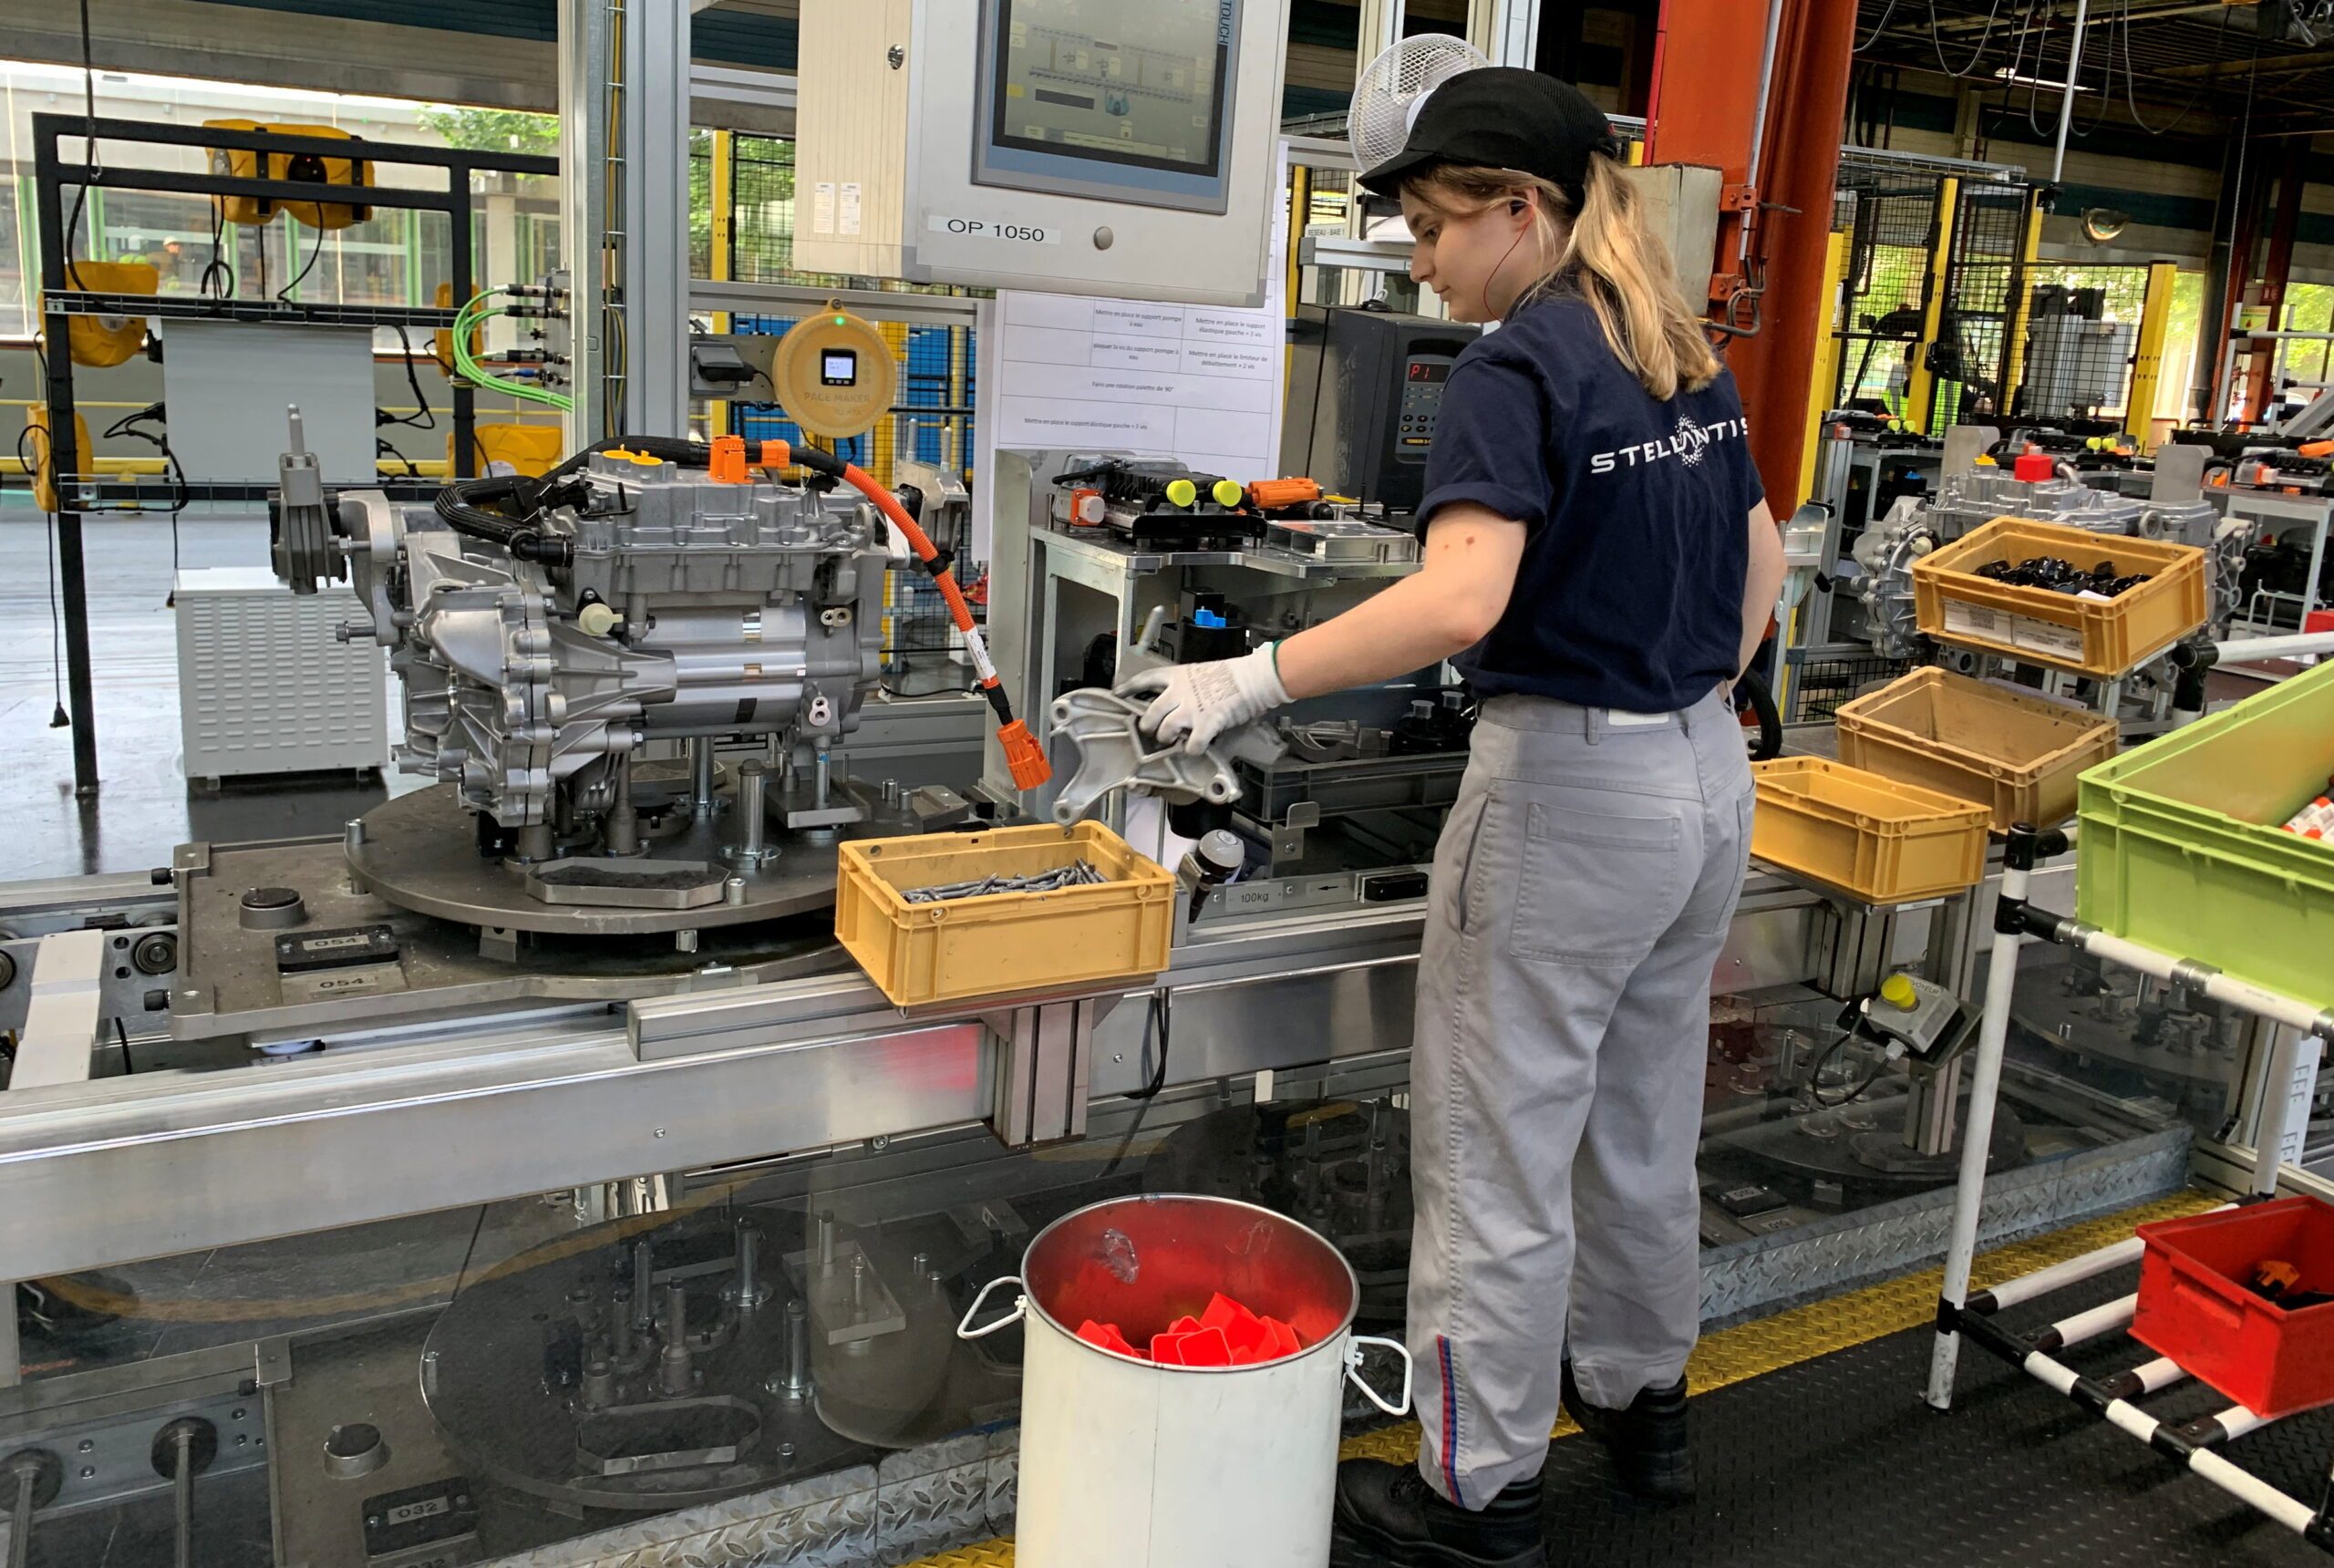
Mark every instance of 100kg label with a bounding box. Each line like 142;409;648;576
928;215;1062;245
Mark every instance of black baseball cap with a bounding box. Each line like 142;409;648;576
1358;67;1622;202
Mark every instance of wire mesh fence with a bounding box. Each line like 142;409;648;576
719;315;975;489
1923;181;2031;433
728;136;856;289
698;136;980;489
1830;168;1947;416
879;568;986;697
1786;653;1923;725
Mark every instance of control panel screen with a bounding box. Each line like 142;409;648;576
1405;362;1451;385
989;0;1232;180
820;349;859;387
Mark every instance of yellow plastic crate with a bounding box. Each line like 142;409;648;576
1835;666;2119;833
1911;517;2207;678
456;422;563;479
1751;758;1990;904
836;822;1174;1008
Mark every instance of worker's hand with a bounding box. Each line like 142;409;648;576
1117;645;1289;754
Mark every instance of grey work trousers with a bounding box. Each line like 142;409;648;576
1408;686;1754;1508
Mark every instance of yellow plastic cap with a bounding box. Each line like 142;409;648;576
1880;975;1919;1011
1164;478;1197;508
1211;478;1244;507
577;603;623;637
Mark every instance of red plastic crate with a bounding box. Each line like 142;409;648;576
2132;1196;2334;1418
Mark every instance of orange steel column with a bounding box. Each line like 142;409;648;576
1647;0;1857;510
1644;0;1769;304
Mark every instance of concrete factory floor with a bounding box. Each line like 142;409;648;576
0;513;400;882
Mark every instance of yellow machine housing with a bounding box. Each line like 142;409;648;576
203;119;374;230
24;407;93;513
46;259;159;367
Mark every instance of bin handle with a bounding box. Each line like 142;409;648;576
1346;1336;1414;1417
957;1274;1028;1340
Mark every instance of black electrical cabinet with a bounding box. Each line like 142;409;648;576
1281;304;1481;514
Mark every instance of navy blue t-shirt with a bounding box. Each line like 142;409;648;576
1416;294;1767;713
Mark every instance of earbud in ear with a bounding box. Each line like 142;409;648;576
1509;199;1529;215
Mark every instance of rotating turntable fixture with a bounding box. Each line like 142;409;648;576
420;1207;1018;1512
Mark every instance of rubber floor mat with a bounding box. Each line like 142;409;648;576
1336;1266;2334;1567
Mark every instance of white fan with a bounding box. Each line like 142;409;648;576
1348;34;1492;174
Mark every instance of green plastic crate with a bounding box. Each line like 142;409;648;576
2077;659;2334;1013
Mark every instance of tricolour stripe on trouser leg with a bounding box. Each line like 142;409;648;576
1438;1336;1466;1508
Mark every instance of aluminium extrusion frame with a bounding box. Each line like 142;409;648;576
31;113;559;799
1926;818;2334;1551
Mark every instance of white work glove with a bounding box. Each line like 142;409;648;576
1116;645;1290;754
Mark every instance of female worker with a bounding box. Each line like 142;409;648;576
1121;69;1785;1567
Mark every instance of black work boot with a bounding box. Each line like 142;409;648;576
1334;1459;1544;1567
1560;1362;1693;1502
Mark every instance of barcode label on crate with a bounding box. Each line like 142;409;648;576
2012;617;2088;662
1942;602;2087;664
1942;603;2003;642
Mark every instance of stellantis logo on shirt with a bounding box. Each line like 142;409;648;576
1587;413;1747;476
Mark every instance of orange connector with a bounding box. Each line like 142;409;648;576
708;433;749;483
758;438;792;471
2257;1259;2303;1296
997;719;1051;790
1245;477;1322;511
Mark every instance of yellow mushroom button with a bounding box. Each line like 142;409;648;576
1880;974;1919;1011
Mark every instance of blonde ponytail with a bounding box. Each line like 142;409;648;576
1405;153;1721;401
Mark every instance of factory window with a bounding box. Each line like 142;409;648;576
730;135;805;284
690;129;715;280
0;175;24;334
0;72;561;338
2012;263;2205;428
2278;283;2334;396
2019;263;2153;419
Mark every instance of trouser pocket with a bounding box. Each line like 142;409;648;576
1508;793;1685;966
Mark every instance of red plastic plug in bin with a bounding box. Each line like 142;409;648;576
1075;1320;1140;1358
1075;1294;1304;1367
